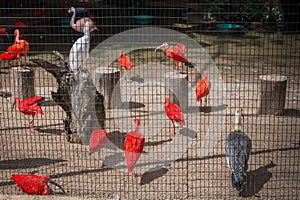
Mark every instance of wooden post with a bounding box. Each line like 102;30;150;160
10;67;35;99
95;67;121;109
165;72;188;112
257;74;287;115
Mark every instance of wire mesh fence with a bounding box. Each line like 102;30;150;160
0;0;299;199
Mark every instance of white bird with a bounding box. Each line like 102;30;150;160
69;21;93;72
68;7;98;33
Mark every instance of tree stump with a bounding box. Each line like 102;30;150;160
95;67;121;109
10;67;35;99
165;72;188;112
257;74;287;115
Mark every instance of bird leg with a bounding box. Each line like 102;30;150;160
27;118;35;134
171;120;176;134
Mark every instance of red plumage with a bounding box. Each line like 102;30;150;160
89;129;109;155
11;174;51;195
165;97;185;134
124;118;144;175
0;52;19;60
165;43;186;62
156;43;192;70
14;96;45;133
118;50;133;70
196;70;211;103
1;29;29;69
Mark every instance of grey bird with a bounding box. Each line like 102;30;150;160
225;108;251;191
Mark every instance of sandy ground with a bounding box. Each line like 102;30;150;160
0;32;299;199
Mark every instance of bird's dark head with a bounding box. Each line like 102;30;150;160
67;7;75;14
231;173;244;191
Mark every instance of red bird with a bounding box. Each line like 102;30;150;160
1;29;29;69
165;97;185;134
124;118;145;177
13;96;45;133
8;29;29;69
89;129;109;156
11;174;66;195
155;42;194;71
196;70;211;106
118;50;133;70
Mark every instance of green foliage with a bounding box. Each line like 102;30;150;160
200;0;283;29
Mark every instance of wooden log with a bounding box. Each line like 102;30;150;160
10;67;35;99
165;72;188;112
257;74;287;115
95;67;121;109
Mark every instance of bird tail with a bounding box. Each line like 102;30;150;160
37;97;45;106
174;120;186;127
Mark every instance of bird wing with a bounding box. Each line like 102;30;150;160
118;55;133;69
69;36;90;71
166;104;184;123
225;131;251;174
19;96;45;115
7;43;23;53
89;129;108;154
124;133;145;172
196;79;210;101
22;96;45;107
175;44;185;54
0;52;19;60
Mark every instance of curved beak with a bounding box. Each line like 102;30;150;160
155;44;164;52
48;179;67;194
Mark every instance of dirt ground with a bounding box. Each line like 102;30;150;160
0;32;299;199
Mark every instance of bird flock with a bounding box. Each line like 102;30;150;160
2;5;252;196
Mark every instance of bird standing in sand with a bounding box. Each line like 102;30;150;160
225;108;251;191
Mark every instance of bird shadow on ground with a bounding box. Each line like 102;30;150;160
179;127;197;139
107;131;127;150
0;158;67;170
140;167;168;185
187;104;227;114
145;138;172;146
239;161;276;198
119;101;145;109
283;108;300;117
34;125;65;135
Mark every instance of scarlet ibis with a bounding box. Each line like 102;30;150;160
69;21;93;72
196;70;211;106
11;174;66;195
12;96;45;134
124;118;145;177
165;97;185;134
225;109;251;191
4;29;29;70
118;50;133;70
89;129;109;156
155;42;194;71
68;7;98;33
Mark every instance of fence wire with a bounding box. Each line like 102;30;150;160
0;0;299;199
